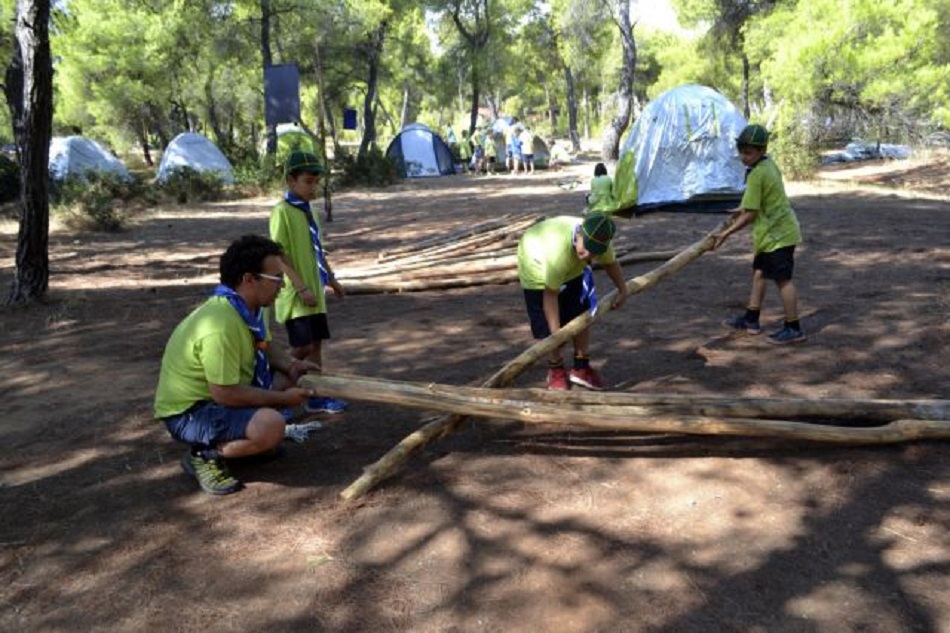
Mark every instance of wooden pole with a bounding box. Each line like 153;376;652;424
302;373;950;443
303;374;950;424
338;216;737;501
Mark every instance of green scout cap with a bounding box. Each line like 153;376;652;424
580;212;616;256
736;124;769;148
284;151;325;177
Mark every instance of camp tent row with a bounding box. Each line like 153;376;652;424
46;132;236;184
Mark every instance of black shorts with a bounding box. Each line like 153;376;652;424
753;245;795;282
285;313;330;348
523;275;588;339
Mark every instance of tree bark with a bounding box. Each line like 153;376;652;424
601;0;636;162
565;66;580;151
5;0;53;305
357;23;386;159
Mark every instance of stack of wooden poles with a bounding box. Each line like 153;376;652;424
334;212;679;295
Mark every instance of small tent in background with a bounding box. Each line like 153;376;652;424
385;123;456;178
158;132;234;184
276;124;316;161
618;84;747;214
49;136;130;182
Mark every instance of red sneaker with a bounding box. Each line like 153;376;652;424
546;367;570;391
569;367;608;391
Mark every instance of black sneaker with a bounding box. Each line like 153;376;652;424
181;450;242;495
767;326;807;345
722;314;762;335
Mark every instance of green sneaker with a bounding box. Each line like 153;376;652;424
181;450;242;495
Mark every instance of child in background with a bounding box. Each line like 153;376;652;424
269;151;350;413
712;124;806;344
586;162;615;213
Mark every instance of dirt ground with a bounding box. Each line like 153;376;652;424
1;154;948;632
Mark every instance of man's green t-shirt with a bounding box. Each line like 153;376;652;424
269;198;327;323
517;216;617;290
741;157;802;254
153;297;261;418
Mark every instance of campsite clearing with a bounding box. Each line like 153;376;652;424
0;157;948;631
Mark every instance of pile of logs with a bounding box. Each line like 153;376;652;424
334;212;680;295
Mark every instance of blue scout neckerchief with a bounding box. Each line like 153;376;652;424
284;191;330;289
572;224;599;316
212;284;273;390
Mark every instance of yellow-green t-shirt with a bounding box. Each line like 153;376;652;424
153;296;263;418
588;175;616;213
269;199;327;322
517;216;616;290
741;157;802;254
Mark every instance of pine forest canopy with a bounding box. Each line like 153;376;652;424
3;0;949;173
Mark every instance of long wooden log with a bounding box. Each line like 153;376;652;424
339;216;737;501
304;374;950;423
340;249;681;291
302;373;950;443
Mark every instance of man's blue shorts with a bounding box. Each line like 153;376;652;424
163;401;256;447
523;274;588;339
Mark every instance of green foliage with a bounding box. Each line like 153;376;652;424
0;154;19;203
231;158;284;198
158;167;227;205
768;120;820;181
332;146;400;188
51;172;138;232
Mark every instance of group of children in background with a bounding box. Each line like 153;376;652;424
157;122;805;494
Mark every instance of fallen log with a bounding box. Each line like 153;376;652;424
339;215;737;501
302;373;950;443
341;271;518;295
306;375;950;423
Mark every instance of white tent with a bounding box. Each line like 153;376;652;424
385;123;455;178
157;132;234;184
620;84;747;209
49;136;130;182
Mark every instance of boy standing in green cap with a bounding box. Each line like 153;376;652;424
712;123;805;344
269;151;349;413
517;213;628;390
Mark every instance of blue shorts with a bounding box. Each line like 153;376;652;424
163;401;256;447
523;275;588;339
753;245;795;282
285;313;330;348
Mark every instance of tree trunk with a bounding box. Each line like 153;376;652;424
565;66;580;151
741;52;750;119
400;83;411;129
5;0;53;305
468;67;480;134
260;0;277;155
601;0;636;162
137;124;153;167
357;24;386;160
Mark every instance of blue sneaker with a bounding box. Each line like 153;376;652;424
723;314;762;335
306;396;349;414
767;326;806;345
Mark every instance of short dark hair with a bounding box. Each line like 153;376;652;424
219;235;283;288
594;162;608;177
